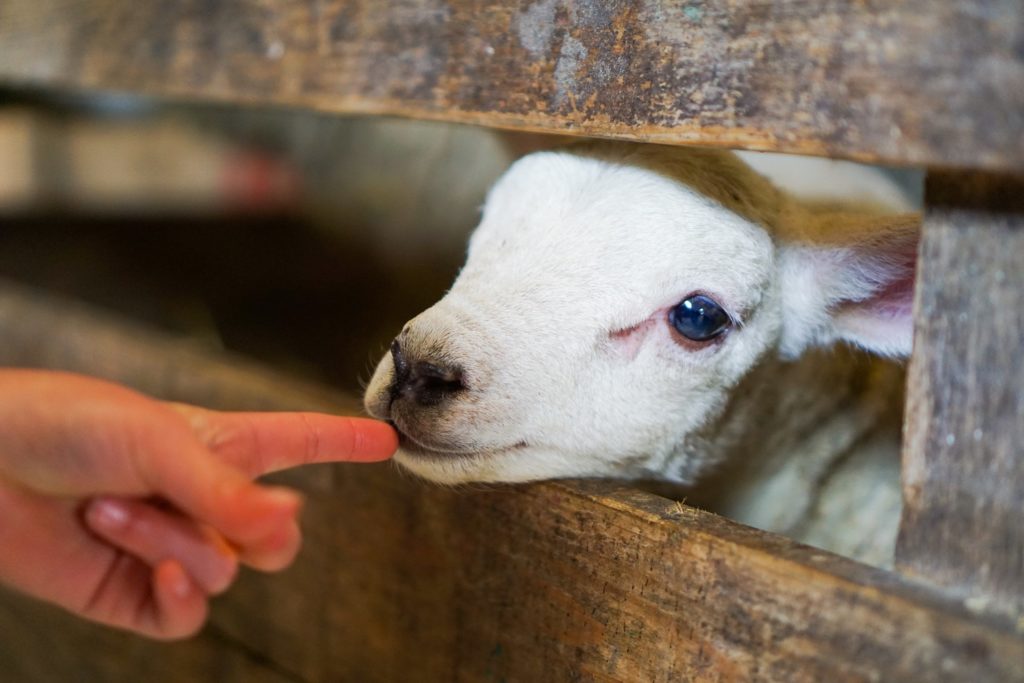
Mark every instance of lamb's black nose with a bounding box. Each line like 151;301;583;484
389;339;466;407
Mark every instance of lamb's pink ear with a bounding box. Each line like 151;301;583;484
778;213;920;358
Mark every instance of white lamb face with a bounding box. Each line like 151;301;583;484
364;143;916;485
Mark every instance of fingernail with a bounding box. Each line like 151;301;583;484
89;498;131;530
170;564;192;599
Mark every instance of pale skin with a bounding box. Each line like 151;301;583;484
0;370;398;641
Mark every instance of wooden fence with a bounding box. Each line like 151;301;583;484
0;2;1021;681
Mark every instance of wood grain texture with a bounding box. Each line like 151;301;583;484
1;280;1022;682
0;0;1021;170
897;171;1024;618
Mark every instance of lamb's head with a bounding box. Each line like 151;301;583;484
364;143;918;485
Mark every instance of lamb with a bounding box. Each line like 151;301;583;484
363;141;919;568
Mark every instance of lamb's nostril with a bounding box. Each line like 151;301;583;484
388;340;410;407
407;361;466;406
388;338;466;407
390;340;410;382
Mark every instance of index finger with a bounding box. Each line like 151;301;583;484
170;406;398;478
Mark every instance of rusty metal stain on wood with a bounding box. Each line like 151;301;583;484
0;280;1022;682
0;0;1021;170
897;170;1024;619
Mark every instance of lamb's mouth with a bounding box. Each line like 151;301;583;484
394;428;527;461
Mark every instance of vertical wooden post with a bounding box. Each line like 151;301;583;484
897;171;1024;616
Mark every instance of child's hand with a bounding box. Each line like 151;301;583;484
0;370;397;640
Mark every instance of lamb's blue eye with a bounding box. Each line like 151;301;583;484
669;294;731;342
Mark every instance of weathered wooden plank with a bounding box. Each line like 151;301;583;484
0;280;1022;682
234;474;1024;683
897;171;1024;618
0;1;1021;171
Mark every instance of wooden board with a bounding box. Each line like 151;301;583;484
1;280;1022;682
897;171;1024;617
0;0;1021;171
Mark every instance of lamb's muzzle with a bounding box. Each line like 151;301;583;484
367;307;523;462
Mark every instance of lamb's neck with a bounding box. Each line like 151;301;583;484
678;347;905;532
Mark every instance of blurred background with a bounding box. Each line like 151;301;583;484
0;88;519;394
